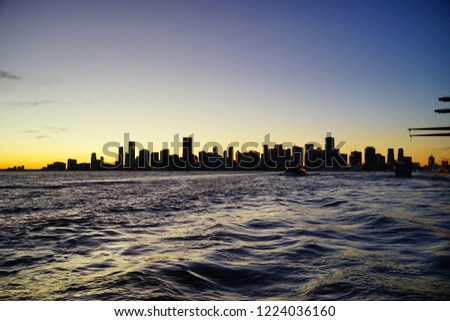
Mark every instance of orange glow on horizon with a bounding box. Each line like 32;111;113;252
1;135;448;170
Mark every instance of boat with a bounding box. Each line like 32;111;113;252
285;165;307;176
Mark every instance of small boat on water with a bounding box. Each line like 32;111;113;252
285;165;307;176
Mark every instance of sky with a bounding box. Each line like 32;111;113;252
1;0;449;169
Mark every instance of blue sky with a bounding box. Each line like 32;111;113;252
1;0;449;168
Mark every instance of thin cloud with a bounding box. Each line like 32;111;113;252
22;126;69;139
0;70;21;80
44;126;67;133
6;99;52;109
31;99;52;106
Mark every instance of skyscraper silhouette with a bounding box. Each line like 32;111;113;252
128;141;136;169
350;151;362;168
228;146;234;169
91;152;101;170
183;137;194;169
398;148;404;163
325;132;334;168
387;148;395;171
118;146;124;168
364;146;377;171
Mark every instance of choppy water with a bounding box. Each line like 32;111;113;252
0;171;449;300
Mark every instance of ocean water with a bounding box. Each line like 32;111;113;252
0;171;449;300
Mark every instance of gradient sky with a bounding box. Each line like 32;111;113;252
1;0;449;169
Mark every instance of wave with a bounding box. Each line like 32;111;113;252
1;171;449;300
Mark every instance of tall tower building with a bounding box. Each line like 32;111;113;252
304;143;314;169
91;152;100;170
377;154;386;170
340;153;348;166
263;144;269;170
67;159;77;171
228;146;234;168
118;146;124;168
183;137;193;169
138;149;150;170
125;142;135;168
292;146;303;163
398;148;404;163
129;141;136;169
387;148;395;171
350;151;362;167
325;132;334;168
428;154;435;168
364;146;377;170
161;149;170;169
150;152;159;169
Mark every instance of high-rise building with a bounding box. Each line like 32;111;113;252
274;144;286;170
91;152;101;170
304;143;314;169
398;148;404;163
161;149;170;169
292;146;303;164
227;146;234;169
340;153;348;167
350;151;362;167
138;149;150;170
325;133;334;168
128;141;136;169
118;146;124;168
286;145;303;170
262;144;276;170
316;148;325;170
376;153;386;171
183;137;194;169
67;159;77;171
263;144;269;169
387;148;395;171
364;146;377;170
331;149;348;169
428;154;435;168
150;152;159;169
304;145;324;170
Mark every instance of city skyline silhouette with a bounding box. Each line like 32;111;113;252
22;132;418;172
